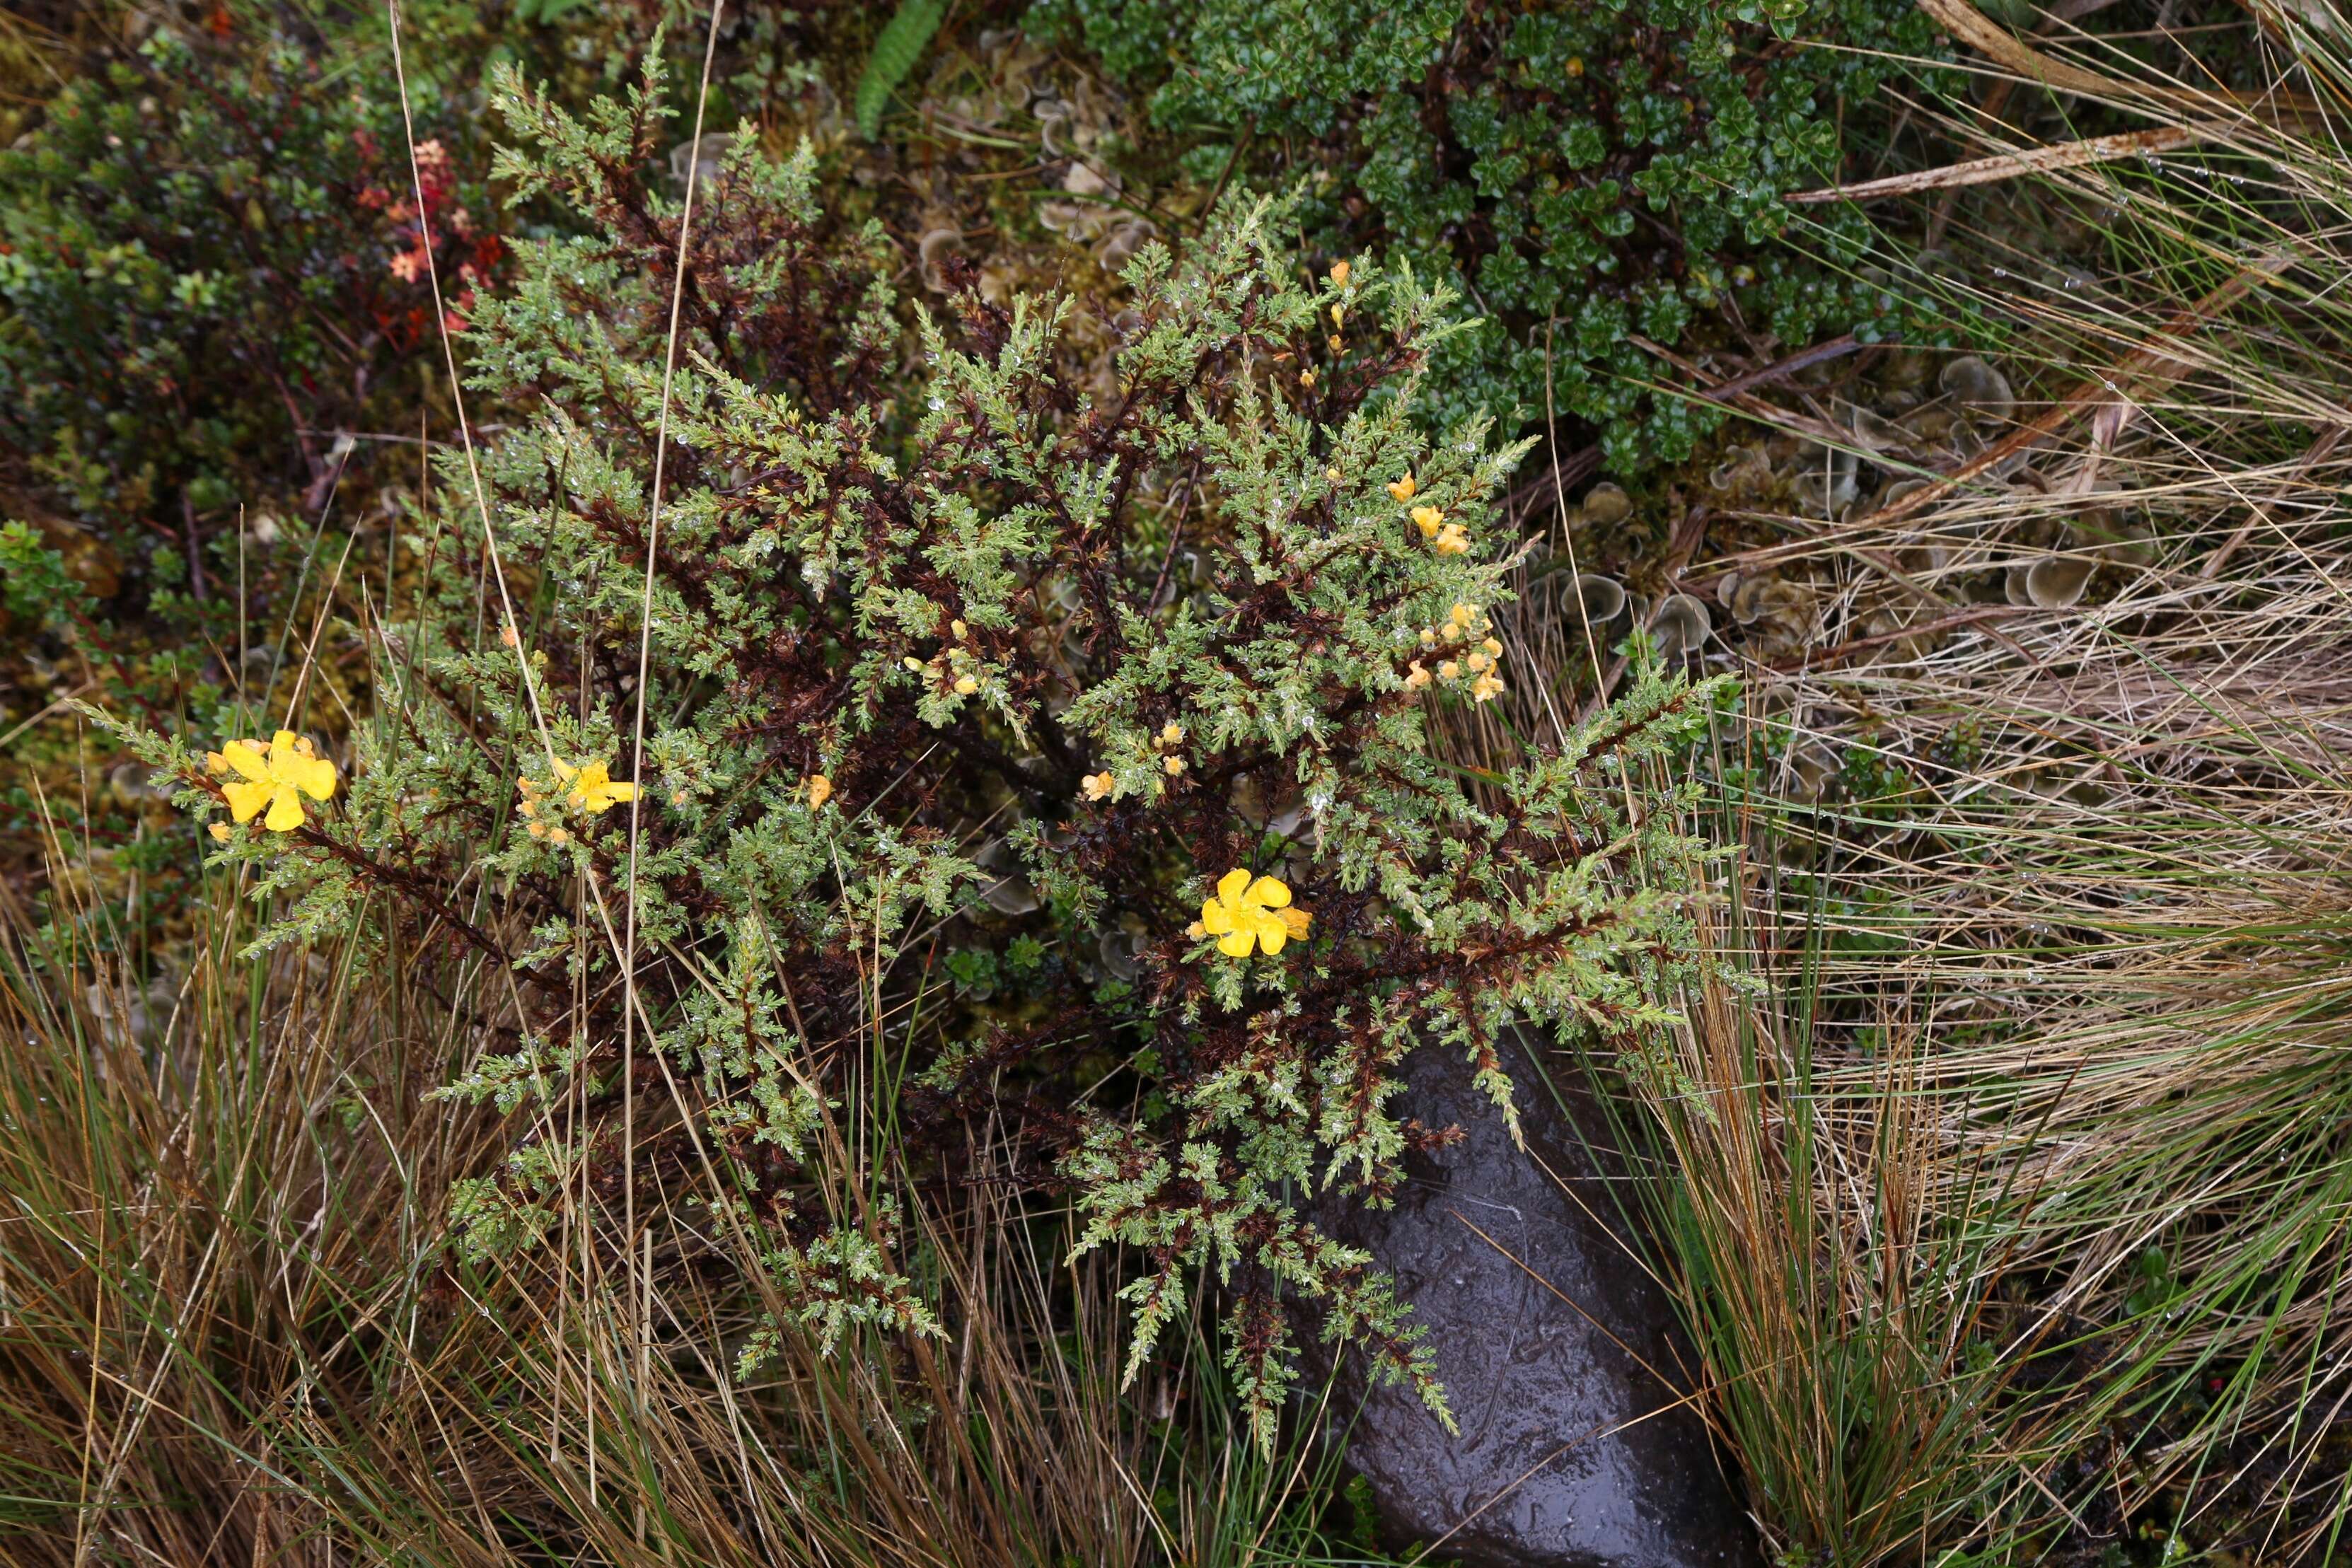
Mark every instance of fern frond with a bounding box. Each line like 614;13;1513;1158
855;0;944;141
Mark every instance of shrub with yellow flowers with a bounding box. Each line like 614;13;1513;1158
110;57;1730;1448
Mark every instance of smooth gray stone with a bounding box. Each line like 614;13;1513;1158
1306;1034;1761;1568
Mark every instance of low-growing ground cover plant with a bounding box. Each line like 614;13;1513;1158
97;57;1730;1448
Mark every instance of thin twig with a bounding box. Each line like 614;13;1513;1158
1788;124;2209;204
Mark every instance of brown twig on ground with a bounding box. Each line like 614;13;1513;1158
1790;124;2211;204
1625;335;1850;445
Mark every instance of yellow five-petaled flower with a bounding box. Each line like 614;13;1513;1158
552;757;638;815
1195;869;1311;958
209;731;337;832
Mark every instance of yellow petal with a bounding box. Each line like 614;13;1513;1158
271;729;303;760
1216;868;1253;907
223;741;273;783
264;785;306;832
1217;928;1257;958
1200;898;1234;936
603;782;637;806
1252;910;1290;955
1247;876;1291;910
1280;907;1313;940
285;750;338;801
223;779;272;824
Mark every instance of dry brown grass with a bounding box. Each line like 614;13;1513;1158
1603;7;2352;1559
0;835;1340;1567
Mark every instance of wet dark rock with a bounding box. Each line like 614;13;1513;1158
1307;1033;1761;1568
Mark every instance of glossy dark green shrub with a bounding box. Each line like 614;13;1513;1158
1033;0;1947;470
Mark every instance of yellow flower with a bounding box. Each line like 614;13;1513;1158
208;821;233;842
1081;770;1116;802
1299;368;1316;387
1439;659;1461;682
1482;637;1503;656
1433;522;1471;556
1198;869;1310;958
1449;601;1481;631
1325;465;1343;484
1468;649;1492;673
1472;672;1506;703
1404;661;1432;690
1158;721;1186;748
1387;473;1417;502
1411;504;1444;540
1329;259;1351;289
1330;303;1345;330
954;674;979;695
218;731;337;832
1164;754;1185;777
806;774;833;811
552;757;637;815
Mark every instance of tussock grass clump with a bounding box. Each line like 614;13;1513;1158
1618;7;2352;1560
